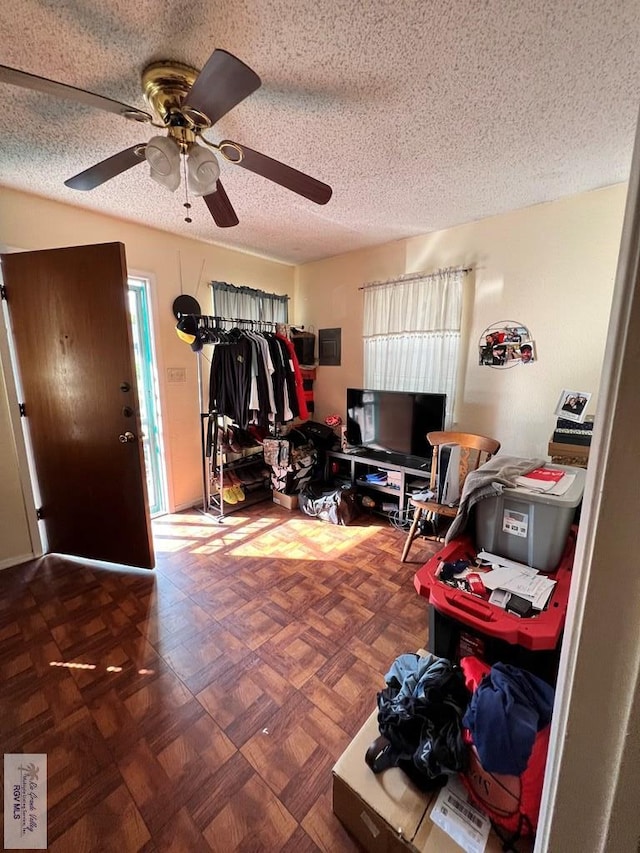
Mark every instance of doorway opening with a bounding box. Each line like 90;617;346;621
128;276;167;517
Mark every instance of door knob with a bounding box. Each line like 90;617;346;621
118;431;136;443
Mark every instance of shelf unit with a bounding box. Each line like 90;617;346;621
210;448;272;517
201;413;271;520
325;450;432;517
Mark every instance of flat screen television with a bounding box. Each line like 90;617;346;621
346;388;446;460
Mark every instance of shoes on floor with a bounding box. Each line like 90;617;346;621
226;471;246;501
222;486;238;504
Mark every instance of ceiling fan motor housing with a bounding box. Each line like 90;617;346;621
142;61;200;125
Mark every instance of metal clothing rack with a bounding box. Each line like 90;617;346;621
189;316;283;521
184;314;286;342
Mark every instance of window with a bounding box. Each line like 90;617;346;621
363;268;464;425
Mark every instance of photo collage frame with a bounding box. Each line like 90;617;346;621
478;321;536;368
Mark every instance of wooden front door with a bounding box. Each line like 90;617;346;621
1;242;154;568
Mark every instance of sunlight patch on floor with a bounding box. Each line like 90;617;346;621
153;537;195;554
152;522;216;539
191;532;252;555
156;512;228;525
227;517;380;560
153;511;382;559
186;515;282;555
152;511;264;553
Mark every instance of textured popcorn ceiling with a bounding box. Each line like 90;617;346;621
1;1;639;265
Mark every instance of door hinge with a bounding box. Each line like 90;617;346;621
18;403;26;417
0;284;6;301
35;507;44;520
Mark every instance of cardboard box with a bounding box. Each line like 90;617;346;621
333;709;513;853
272;491;299;510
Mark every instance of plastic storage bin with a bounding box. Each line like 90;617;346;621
414;531;576;684
474;464;585;571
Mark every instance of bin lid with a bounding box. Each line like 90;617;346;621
504;464;586;507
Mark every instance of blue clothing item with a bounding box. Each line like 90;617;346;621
385;652;451;702
462;663;555;775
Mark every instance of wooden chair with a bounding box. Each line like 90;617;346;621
400;431;501;562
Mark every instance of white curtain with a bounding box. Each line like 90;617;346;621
210;281;289;323
363;268;463;425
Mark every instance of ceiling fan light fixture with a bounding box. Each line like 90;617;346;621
146;135;181;191
187;144;220;196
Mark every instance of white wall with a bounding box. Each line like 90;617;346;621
295;184;628;458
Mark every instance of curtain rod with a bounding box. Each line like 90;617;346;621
209;280;290;300
358;266;472;291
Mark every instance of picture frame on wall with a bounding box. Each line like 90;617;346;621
478;321;535;368
554;389;592;423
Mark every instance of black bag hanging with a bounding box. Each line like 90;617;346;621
295;420;338;450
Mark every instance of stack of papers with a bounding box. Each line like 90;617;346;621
514;467;576;496
477;550;556;610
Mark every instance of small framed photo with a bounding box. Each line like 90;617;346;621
554;389;592;423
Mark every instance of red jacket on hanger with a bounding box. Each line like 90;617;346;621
276;333;309;420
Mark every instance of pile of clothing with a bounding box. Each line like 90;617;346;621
367;652;470;790
367;651;555;840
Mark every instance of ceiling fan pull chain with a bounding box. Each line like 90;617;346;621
182;153;192;223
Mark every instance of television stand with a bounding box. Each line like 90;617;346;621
325;449;432;520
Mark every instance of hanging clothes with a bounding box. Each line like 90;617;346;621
208;334;252;428
276;333;309;420
208;326;308;429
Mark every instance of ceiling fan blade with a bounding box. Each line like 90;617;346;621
184;49;261;125
0;64;152;123
64;145;147;191
203;181;239;227
220;140;332;205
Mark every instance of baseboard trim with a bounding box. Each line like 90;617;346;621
173;499;206;513
0;552;35;571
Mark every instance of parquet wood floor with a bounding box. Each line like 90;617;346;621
0;503;439;851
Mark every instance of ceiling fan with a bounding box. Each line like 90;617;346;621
0;49;333;228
